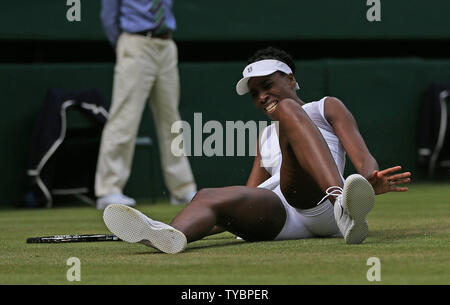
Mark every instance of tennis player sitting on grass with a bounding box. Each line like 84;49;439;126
103;47;411;254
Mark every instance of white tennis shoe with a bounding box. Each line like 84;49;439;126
103;204;187;254
332;174;375;244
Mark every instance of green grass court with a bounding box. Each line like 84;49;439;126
1;183;449;285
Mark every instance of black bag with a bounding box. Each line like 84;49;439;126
417;83;450;179
23;88;108;208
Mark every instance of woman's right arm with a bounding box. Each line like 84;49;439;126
246;136;271;187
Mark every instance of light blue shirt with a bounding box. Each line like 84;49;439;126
101;0;176;46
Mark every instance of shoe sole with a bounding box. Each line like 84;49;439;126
342;174;375;244
103;204;186;254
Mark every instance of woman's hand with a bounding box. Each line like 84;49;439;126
367;166;411;195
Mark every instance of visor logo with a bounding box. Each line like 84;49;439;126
247;66;253;73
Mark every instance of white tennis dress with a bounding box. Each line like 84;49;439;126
258;97;345;240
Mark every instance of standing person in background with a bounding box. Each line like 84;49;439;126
96;0;197;210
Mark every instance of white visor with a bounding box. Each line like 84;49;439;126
236;59;300;95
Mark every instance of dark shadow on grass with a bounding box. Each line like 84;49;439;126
127;228;436;254
202;236;237;241
133;235;352;254
133;239;269;255
185;240;249;252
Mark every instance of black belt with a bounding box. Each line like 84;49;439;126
134;30;172;39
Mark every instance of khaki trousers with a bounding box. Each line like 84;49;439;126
95;32;196;199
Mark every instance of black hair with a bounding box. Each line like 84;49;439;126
247;46;296;74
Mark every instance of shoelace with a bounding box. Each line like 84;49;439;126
317;185;343;206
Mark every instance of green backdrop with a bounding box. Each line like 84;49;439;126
2;0;450;40
1;1;449;206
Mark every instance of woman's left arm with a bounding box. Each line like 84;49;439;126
324;97;411;195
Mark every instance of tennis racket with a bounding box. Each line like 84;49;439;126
26;234;121;243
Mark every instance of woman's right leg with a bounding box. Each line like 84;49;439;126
170;186;286;243
103;185;287;253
